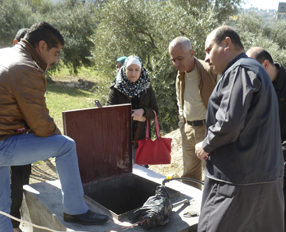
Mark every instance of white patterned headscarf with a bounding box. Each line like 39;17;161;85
114;55;150;98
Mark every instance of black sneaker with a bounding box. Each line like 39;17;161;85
63;209;108;225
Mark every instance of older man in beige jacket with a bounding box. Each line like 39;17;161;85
169;37;217;189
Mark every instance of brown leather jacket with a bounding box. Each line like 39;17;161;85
0;40;61;141
176;57;217;127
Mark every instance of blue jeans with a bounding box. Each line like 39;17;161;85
0;133;88;232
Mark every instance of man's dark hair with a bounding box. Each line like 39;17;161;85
252;49;274;65
214;26;244;51
24;22;64;50
14;28;29;42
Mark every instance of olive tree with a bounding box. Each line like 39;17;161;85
34;0;97;74
227;13;286;67
0;0;35;47
0;0;98;74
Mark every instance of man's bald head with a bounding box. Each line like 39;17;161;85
246;47;274;65
246;47;278;81
204;26;244;74
169;36;192;53
208;26;244;51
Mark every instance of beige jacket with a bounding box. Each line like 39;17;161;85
0;40;61;141
176;57;217;128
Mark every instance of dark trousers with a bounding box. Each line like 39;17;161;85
284;173;286;232
198;177;284;232
10;165;31;228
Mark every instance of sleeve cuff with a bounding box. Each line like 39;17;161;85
142;107;146;116
202;139;213;154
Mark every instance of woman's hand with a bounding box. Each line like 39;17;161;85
132;109;146;121
136;116;146;122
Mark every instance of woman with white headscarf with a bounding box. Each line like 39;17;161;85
107;55;158;155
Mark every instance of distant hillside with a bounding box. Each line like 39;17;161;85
239;7;278;21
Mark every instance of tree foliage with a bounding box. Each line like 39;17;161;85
34;0;97;74
0;0;97;74
0;0;34;47
226;13;286;67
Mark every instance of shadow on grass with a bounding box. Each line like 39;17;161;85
47;82;98;97
30;159;58;184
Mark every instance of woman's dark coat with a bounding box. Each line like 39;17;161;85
106;83;158;148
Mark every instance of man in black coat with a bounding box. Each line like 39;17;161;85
195;26;284;232
247;46;286;231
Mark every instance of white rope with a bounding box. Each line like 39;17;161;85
0;210;63;232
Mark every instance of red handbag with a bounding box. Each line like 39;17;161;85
135;110;172;165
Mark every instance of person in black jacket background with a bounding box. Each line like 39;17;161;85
9;27;31;232
247;46;286;231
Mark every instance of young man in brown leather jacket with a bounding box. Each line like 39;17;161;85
0;22;108;231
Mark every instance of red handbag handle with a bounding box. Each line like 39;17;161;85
145;110;161;140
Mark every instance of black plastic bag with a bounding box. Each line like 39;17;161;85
130;185;173;230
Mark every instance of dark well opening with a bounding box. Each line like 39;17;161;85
84;173;179;218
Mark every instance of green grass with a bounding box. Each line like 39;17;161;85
45;66;112;132
46;85;95;132
50;65;106;82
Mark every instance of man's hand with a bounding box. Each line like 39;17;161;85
195;141;209;160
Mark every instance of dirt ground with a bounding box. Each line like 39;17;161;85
148;129;184;177
29;129;184;184
29;158;58;184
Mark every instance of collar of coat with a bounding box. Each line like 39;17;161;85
177;57;203;80
273;63;286;92
19;39;48;72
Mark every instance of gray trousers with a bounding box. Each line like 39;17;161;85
198;177;284;232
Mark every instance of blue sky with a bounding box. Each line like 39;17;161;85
243;0;281;10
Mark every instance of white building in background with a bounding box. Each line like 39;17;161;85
278;2;286;11
277;2;286;19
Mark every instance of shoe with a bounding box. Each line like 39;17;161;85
13;229;22;232
63;209;108;225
